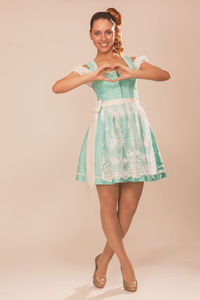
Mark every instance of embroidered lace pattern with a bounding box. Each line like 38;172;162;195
98;101;162;182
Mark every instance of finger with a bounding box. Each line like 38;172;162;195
113;63;122;68
113;65;119;71
113;63;128;71
111;78;120;82
103;78;115;82
99;64;112;71
112;77;125;82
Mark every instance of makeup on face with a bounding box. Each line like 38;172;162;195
91;19;115;49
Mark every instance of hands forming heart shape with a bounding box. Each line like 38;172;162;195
94;63;135;82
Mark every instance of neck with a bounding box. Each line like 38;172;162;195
95;49;120;61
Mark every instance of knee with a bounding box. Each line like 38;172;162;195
120;197;138;215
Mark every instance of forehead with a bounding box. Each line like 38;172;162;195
92;18;114;31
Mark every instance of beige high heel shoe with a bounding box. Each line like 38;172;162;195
93;253;107;288
120;265;137;292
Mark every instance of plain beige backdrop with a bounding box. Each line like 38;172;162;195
0;0;199;299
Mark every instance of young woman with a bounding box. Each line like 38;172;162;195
52;7;170;293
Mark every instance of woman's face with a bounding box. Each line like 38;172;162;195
90;18;115;53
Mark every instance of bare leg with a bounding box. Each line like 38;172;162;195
95;181;144;281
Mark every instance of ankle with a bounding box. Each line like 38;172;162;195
100;252;113;264
120;257;132;268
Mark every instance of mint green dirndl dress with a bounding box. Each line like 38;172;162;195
72;55;167;188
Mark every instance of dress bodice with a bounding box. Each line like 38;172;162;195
86;55;137;102
72;54;150;106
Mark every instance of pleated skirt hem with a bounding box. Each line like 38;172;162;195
76;171;167;185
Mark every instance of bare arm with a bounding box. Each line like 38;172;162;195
131;57;171;81
52;68;94;94
52;64;114;93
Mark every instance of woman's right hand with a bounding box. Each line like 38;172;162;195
52;64;114;94
90;65;115;82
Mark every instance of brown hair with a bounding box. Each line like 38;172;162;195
89;8;124;56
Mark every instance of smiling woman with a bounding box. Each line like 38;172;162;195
52;6;170;293
89;8;124;56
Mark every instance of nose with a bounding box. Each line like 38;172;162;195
101;34;106;41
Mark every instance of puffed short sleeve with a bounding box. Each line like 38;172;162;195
134;55;149;70
72;65;92;87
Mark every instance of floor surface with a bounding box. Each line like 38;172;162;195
0;243;199;300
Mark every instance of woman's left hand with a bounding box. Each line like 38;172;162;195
111;63;136;82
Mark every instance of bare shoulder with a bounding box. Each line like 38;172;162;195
130;56;136;62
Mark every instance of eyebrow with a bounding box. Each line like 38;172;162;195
93;29;112;32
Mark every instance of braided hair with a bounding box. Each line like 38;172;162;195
89;7;124;56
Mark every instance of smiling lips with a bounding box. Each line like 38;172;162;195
100;42;108;48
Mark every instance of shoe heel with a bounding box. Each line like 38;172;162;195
93;254;106;288
120;265;137;292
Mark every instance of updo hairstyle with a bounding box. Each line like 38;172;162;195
89;7;124;56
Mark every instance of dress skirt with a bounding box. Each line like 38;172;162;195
75;99;167;185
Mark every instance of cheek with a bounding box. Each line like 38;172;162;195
93;37;100;43
108;33;115;42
